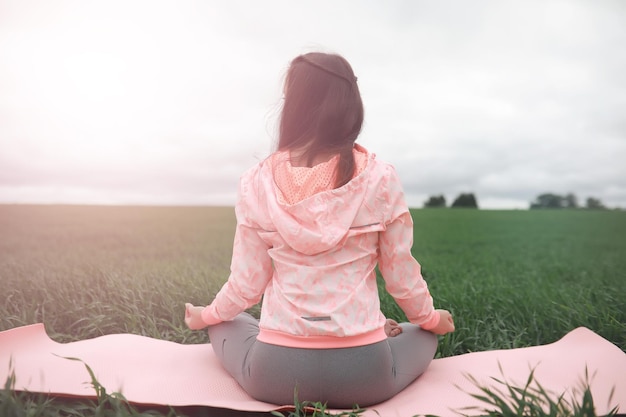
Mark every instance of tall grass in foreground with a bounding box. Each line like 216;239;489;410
269;365;621;417
1;365;618;417
1;205;625;416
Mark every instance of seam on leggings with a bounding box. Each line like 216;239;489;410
242;339;255;377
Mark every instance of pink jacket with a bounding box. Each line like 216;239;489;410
201;146;440;348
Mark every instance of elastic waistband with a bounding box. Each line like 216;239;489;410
256;327;387;349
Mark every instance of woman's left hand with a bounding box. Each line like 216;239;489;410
385;318;402;337
185;303;208;330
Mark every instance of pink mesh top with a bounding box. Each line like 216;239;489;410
272;148;368;205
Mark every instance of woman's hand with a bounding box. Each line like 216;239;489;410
185;303;208;330
384;318;403;337
428;309;455;335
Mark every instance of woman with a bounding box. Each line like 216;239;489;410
185;51;455;408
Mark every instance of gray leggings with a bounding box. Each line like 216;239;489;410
207;313;438;408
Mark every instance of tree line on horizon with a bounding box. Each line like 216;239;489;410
529;193;607;210
423;192;610;210
423;193;478;208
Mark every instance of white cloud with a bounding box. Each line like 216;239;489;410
0;0;624;208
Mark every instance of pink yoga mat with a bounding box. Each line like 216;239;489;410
1;324;624;416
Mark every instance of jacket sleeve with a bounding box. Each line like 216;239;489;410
201;175;273;325
377;166;440;330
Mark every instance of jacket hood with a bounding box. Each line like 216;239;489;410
257;148;375;256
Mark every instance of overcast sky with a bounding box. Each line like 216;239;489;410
1;0;625;209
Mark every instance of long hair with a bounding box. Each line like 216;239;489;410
278;52;364;188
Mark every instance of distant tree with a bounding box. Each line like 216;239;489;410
564;193;578;209
451;193;478;208
586;197;606;210
530;193;564;209
423;195;446;208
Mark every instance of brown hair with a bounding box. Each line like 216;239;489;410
278;52;364;188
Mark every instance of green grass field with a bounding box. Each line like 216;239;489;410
1;204;625;415
1;204;624;351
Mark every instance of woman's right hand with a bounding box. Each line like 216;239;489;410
429;309;455;335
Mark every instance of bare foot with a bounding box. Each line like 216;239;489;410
385;319;402;337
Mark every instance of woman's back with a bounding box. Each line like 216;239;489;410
184;51;454;408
